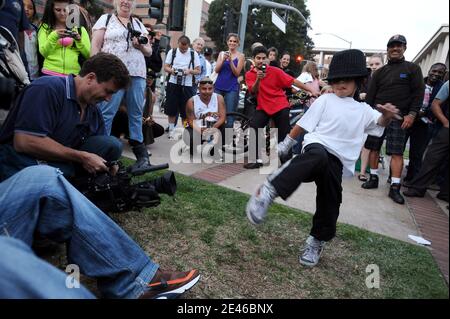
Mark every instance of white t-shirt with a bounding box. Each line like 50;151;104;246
165;48;201;87
93;14;148;78
205;60;212;77
298;72;314;83
297;93;385;177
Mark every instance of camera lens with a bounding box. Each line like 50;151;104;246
138;36;148;45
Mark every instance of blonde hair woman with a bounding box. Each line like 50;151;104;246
91;0;153;173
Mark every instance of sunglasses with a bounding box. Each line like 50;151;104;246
199;80;214;85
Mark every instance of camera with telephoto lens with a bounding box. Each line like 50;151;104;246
70;161;177;214
128;24;148;45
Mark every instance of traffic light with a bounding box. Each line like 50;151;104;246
299;23;308;38
148;0;164;23
169;0;186;31
296;55;304;63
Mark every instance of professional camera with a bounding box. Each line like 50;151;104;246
71;161;177;213
174;68;184;85
128;24;148;45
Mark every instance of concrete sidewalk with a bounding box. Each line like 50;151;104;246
122;110;447;243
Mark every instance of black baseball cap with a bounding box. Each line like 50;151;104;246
204;47;213;56
387;34;407;47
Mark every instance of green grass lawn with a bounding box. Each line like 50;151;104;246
104;162;448;299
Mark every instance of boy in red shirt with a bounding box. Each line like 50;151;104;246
244;46;319;169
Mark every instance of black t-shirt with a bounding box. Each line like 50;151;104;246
0;0;30;42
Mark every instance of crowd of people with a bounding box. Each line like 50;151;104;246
0;0;448;298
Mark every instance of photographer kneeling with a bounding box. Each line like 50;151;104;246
0;53;129;182
184;77;226;158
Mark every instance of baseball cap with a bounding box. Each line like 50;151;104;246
204;47;213;56
387;34;407;47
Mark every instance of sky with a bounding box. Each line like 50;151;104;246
206;0;449;60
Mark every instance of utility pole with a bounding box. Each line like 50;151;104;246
238;0;311;52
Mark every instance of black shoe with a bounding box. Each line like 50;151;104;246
244;162;263;169
403;188;426;198
361;174;379;189
389;183;405;204
129;143;152;174
436;193;449;203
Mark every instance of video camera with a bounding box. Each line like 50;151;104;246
71;161;177;214
128;23;148;45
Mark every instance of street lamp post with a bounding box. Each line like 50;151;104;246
315;32;352;49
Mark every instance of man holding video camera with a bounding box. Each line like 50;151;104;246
0;53;129;182
163;35;201;139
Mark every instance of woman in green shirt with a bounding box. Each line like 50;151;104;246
38;0;90;76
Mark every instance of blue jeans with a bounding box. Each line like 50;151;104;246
0;236;95;299
0;166;158;298
215;89;239;128
0;135;122;182
99;76;146;143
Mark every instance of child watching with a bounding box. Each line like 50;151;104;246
245;49;400;267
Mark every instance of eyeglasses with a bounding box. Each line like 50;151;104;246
199;80;214;85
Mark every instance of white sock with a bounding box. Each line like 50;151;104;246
168;123;175;132
391;177;401;185
370;169;379;176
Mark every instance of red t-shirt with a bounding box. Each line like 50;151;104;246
245;65;295;115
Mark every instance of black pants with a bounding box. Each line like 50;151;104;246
270;143;343;242
409;127;449;197
249;108;291;161
405;120;431;180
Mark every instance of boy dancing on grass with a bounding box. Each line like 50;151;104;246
246;49;401;267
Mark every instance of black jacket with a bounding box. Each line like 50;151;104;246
366;58;425;117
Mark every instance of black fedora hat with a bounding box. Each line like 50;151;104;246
326;49;369;81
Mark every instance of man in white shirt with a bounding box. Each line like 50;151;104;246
163;35;201;138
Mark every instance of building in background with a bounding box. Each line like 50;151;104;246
413;24;449;76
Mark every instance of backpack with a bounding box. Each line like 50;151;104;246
0;26;30;87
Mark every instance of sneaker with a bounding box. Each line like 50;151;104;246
140;269;200;299
168;131;175;140
299;236;326;267
361;174;379;189
246;181;277;225
403;187;426;198
389;183;405;205
244;159;263;169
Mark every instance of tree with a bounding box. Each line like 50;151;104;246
205;0;314;74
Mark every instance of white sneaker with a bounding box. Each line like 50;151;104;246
168;130;175;140
299;236;326;267
246;181;277;225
